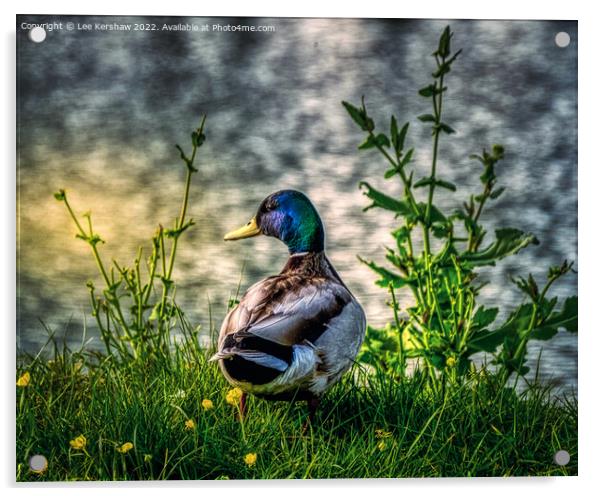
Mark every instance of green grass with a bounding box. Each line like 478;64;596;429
16;331;577;480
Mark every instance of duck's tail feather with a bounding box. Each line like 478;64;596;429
209;348;289;372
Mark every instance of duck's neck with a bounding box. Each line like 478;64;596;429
280;251;345;285
281;251;326;275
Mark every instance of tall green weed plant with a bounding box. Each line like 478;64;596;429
343;26;577;389
53;116;207;363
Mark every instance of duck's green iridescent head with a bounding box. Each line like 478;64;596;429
224;190;325;254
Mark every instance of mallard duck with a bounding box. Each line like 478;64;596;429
211;190;366;416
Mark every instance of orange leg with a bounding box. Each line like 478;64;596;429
307;397;320;422
302;397;320;434
238;391;247;420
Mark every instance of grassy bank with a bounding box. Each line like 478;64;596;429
16;333;577;481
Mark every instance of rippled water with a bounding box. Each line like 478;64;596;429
17;16;577;391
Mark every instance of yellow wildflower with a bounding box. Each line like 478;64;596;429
243;452;257;467
377;440;387;451
16;371;30;387
375;429;392;439
184;419;196;430
202;398;214;410
69;434;87;450
143;454;152;462
116;442;134;454
446;356;457;367
226;387;243;406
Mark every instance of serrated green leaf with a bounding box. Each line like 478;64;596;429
471;306;499;331
469;154;485;165
398;123;409;152
358;133;389;149
399;147;414;168
480;163;495;185
434;179;457;191
375;133;390;148
427;204;447;224
438;25;452;58
413;177;432;189
164;219;195;238
414;202;447;225
429;352;447;370
431;224;449;239
432;49;462;78
418;114;436;123
461;228;539;267
358;255;409;288
342;100;366;129
358;135;376;150
467;304;532;353
529;326;557;341
513;273;539;301
359;181;413;215
439;123;456;134
432;65;451;78
490;187;505;199
531;296;578;339
548;260;573;280
390;115;398;151
419;85;435;97
148;302;164;321
391;225;411;242
413;177;456;192
539;296;559;321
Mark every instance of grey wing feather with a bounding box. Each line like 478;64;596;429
219;278;351;348
210;348;289;372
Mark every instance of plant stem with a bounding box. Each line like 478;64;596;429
63;197;111;286
422;57;446;318
425;65;445;225
508;303;538;388
509;271;565;386
142;240;159;307
63;195;134;356
166;166;193;281
158;116;205;332
370;131;421;217
468;185;490;251
388;283;406;374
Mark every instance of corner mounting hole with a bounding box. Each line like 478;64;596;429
29;26;47;43
554;449;570;466
555;32;570;48
29;454;48;473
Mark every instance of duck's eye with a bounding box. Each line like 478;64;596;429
264;200;278;212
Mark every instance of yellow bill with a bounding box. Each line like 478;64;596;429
224;217;261;241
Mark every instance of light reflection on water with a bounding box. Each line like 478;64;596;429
16;16;577;392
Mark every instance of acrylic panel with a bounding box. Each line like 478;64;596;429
16;15;577;480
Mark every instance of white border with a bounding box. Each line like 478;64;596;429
3;1;599;495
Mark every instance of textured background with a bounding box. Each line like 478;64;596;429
17;16;577;391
